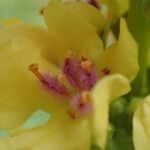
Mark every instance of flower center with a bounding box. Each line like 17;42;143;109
63;52;99;91
28;53;110;119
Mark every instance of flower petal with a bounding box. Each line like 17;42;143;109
90;74;130;148
0;24;68;129
43;1;104;65
0;115;91;150
101;0;129;21
99;18;139;82
133;95;150;150
0;22;61;55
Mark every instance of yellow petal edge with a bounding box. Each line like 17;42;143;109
91;74;131;149
99;18;139;82
133;95;150;150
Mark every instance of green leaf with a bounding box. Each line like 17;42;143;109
147;67;150;93
127;0;150;96
106;127;134;150
110;97;127;120
90;144;101;150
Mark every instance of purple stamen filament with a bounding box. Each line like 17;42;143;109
70;91;93;117
63;54;99;91
28;64;70;97
42;74;70;97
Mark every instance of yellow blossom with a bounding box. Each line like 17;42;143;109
133;95;150;150
0;1;138;149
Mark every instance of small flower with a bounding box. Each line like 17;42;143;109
133;95;150;150
0;0;138;149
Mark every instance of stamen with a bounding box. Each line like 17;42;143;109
102;67;110;75
28;63;70;97
28;63;45;82
70;93;93;117
80;91;91;104
63;54;99;91
58;73;66;83
41;74;70;97
81;58;93;74
65;51;73;60
81;56;88;61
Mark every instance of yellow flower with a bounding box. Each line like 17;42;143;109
43;1;138;82
0;1;138;149
133;95;150;150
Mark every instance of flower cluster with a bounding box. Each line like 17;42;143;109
0;0;146;150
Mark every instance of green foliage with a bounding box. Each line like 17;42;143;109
106;127;134;150
127;0;150;96
147;67;150;93
106;96;135;150
110;98;127;120
90;145;101;150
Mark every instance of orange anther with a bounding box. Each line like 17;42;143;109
65;51;73;60
67;109;76;119
58;73;66;82
28;63;44;81
80;91;91;104
81;56;88;61
81;59;93;73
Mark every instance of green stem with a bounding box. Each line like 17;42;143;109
127;0;150;96
147;67;150;93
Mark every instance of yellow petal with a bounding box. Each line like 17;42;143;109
115;0;129;17
90;74;130;149
0;24;68;129
0;115;90;150
133;95;150;150
100;0;129;22
44;1;104;65
0;23;60;55
99;18;139;82
62;2;106;31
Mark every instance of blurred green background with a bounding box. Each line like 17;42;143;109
0;0;48;26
